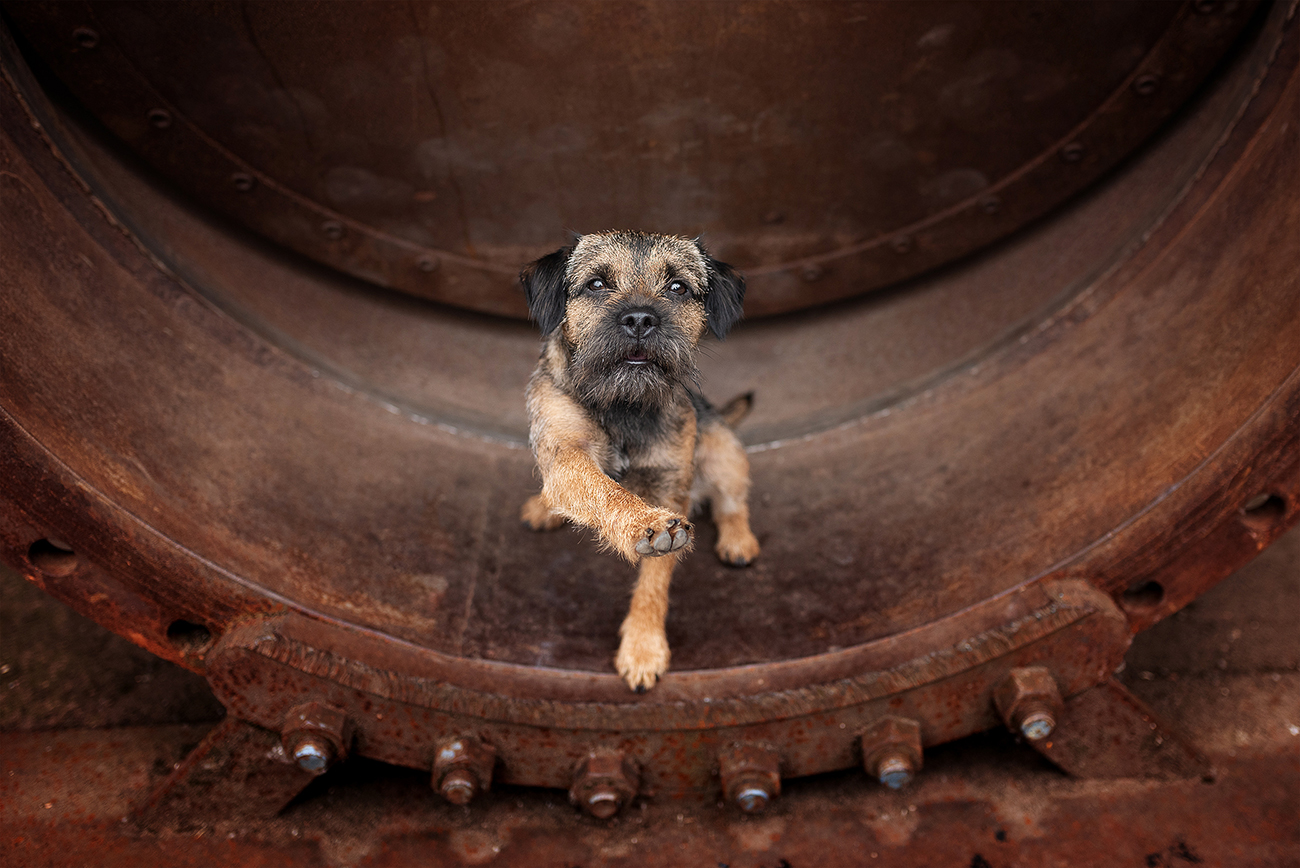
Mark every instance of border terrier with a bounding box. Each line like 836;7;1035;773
520;231;760;691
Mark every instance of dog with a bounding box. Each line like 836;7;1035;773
519;231;760;691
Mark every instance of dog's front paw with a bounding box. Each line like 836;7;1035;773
716;528;760;567
521;494;565;531
632;513;693;557
616;627;670;692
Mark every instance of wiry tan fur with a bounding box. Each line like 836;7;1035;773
520;231;758;691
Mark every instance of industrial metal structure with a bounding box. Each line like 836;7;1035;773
2;0;1297;840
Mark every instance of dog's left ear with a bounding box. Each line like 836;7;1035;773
704;256;746;340
520;246;572;335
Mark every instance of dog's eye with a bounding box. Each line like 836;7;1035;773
667;280;687;295
585;278;608;292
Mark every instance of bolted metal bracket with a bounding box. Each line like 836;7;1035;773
134;717;318;830
718;745;782;814
280;701;353;775
432;735;497;805
1019;677;1211;780
569;750;640;819
860;716;923;789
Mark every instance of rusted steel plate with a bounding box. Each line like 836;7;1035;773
2;0;1300;806
4;1;1258;317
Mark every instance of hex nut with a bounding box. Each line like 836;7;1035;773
719;745;782;814
861;717;923;789
432;736;497;805
994;666;1064;741
569;750;639;819
281;701;352;774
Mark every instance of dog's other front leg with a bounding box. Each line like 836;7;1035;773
695;422;761;566
616;551;677;691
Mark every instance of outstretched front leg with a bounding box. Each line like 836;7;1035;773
538;447;693;562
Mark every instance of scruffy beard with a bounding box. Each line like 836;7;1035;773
567;321;698;409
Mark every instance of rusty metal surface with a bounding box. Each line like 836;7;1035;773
3;1;1258;317
3;0;1300;812
3;519;1299;864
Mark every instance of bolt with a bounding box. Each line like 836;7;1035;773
321;221;344;240
861;717;923;790
1014;701;1058;741
290;734;333;773
569;750;639;819
801;263;824;282
439;768;478;805
978;194;1001;215
1193;0;1217;13
993;667;1064;742
148;108;172;130
432;736;496;806
762;210;784;224
890;235;913;254
73;27;99;49
719;745;781;814
281;701;352;775
1061;142;1085;163
1133;74;1160;97
875;751;915;789
231;172;256;192
416;255;438;273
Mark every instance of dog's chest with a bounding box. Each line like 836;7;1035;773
596;402;686;482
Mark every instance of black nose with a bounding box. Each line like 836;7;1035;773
620;308;659;338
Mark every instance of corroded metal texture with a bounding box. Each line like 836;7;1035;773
4;0;1258;317
3;0;1300;814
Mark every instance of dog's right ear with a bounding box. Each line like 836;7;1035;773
520;246;572;335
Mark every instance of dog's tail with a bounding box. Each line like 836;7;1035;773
718;391;754;428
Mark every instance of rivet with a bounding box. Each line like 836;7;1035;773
1193;0;1218;13
147;108;172;130
1061;142;1085;163
73;27;99;49
762;210;785;225
321;221;344;240
417;255;439;273
1133;74;1160;97
231;172;256;192
978;194;1001;215
801;263;824;282
890;235;913;254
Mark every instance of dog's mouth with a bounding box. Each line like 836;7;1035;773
623;349;651;366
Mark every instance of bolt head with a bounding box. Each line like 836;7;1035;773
292;736;332;773
585;788;623;819
734;783;771;814
439;768;478;805
570;750;639;819
1020;708;1056;741
876;754;915;790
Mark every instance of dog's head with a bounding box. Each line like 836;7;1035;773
521;231;745;407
